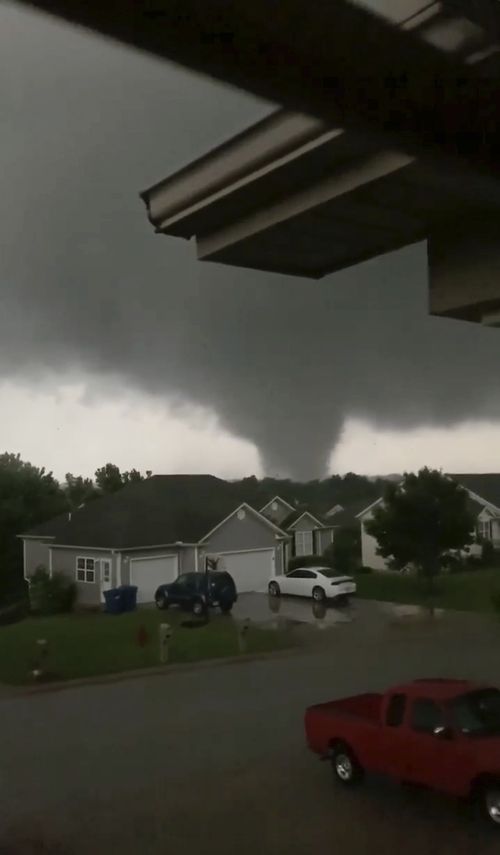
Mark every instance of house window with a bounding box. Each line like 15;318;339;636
295;531;313;556
478;519;492;540
76;557;96;583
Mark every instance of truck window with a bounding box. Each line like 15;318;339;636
411;698;444;733
386;693;406;727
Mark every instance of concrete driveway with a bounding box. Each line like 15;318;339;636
1;611;500;854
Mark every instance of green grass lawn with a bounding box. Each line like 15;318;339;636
354;566;500;613
0;608;292;686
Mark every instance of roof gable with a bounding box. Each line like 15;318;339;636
259;495;295;515
286;510;324;530
200;503;288;543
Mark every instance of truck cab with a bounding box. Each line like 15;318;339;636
305;679;500;826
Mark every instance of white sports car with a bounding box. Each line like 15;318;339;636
268;566;356;603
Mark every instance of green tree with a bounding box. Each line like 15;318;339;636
0;453;68;600
364;468;475;591
95;463;147;494
64;473;100;508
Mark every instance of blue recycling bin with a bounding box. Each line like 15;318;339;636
103;588;124;615
121;585;138;612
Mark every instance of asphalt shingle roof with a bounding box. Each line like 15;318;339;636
449;474;500;511
22;475;242;549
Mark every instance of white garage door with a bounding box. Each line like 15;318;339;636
130;555;178;604
219;549;275;593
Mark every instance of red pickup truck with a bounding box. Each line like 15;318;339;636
305;679;500;826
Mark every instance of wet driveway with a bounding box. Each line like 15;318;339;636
232;592;446;633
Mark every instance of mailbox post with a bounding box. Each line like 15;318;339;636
159;623;172;663
238;618;251;654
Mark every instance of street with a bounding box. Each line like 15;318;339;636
1;609;500;853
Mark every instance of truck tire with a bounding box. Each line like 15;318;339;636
331;742;364;786
479;781;500;827
192;598;206;617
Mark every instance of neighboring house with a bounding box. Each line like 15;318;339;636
357;473;500;571
259;495;343;566
20;475;290;606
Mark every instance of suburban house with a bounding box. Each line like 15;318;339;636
357;473;500;571
259;495;346;563
21;476;291;606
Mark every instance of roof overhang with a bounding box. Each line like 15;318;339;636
24;0;500;324
20;1;500;176
142;106;500;322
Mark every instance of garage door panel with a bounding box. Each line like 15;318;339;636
130;555;178;604
219;549;274;593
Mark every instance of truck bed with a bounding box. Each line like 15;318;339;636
304;693;382;756
309;693;382;721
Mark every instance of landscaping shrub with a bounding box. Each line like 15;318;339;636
287;554;328;573
323;526;361;575
355;565;373;574
29;567;77;615
482;540;500;567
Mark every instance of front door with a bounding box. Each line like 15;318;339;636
101;559;113;599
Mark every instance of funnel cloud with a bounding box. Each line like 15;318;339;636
1;3;500;480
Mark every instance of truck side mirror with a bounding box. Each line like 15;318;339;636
433;725;454;740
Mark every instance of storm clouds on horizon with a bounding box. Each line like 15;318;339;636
1;2;500;480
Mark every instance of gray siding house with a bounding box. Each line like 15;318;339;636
259;495;338;566
357;472;500;571
21;476;290;606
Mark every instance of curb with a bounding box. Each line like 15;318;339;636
0;644;300;700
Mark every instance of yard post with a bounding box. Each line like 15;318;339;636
238;618;251;654
159;623;172;664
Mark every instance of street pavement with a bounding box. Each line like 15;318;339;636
1;607;500;853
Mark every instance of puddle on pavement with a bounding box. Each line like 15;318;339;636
259;595;353;631
382;603;445;622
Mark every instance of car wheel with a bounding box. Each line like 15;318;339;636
192;598;206;617
481;782;500;827
268;581;281;597
331;742;364;787
155;594;168;610
312;586;326;603
220;602;233;614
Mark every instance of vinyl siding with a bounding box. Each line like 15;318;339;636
23;539;52;578
317;528;334;554
360;512;390;571
203;511;285;573
51;546;115;606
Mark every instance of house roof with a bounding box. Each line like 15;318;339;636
23;511;73;539
259;495;296;515
448;474;500;512
21;475;242;550
328;501;368;527
279;506;335;530
356;475;497;521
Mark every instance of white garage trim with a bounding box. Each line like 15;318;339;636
130;553;179;604
215;548;276;593
217;547;276;558
130;552;177;563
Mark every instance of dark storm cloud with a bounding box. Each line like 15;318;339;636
2;3;500;479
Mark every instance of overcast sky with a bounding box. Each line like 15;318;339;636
1;1;500;482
